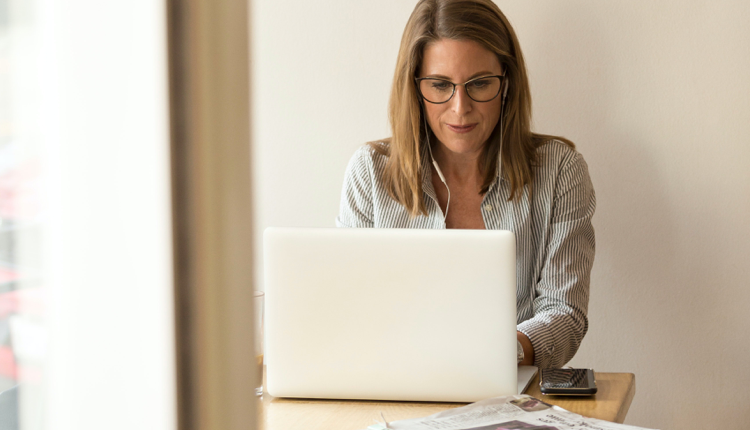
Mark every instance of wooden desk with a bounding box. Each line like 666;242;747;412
259;372;635;430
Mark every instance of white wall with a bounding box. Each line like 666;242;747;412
251;1;750;428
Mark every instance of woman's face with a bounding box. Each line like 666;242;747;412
418;39;504;158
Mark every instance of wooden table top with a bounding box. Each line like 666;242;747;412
524;372;636;424
258;372;635;430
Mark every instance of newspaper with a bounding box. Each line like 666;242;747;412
364;395;656;430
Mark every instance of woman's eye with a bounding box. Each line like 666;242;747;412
431;81;452;91
469;79;490;89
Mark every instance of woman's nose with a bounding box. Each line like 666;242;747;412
451;85;473;115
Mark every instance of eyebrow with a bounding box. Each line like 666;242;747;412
422;71;498;81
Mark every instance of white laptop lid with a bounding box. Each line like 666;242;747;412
264;228;518;402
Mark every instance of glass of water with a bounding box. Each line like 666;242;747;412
254;290;265;396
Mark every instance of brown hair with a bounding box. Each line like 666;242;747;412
371;0;573;216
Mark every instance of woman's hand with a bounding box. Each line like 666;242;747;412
517;331;535;366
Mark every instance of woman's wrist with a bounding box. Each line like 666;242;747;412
516;331;535;366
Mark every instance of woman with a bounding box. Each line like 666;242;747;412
336;0;595;369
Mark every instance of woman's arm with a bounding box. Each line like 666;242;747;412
517;151;596;368
336;146;376;228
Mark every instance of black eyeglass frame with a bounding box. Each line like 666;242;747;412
414;74;505;104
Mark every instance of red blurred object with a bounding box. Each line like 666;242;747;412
0;267;18;284
0;345;42;383
0;288;46;383
0;289;19;319
0;158;42;220
0;345;16;379
0;288;45;319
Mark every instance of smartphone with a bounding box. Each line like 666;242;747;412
539;368;597;396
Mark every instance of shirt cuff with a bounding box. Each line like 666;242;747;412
517;318;556;369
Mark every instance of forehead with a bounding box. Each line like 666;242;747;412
419;38;503;79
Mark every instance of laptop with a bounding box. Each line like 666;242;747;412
263;228;537;402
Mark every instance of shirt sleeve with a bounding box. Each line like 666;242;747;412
335;146;376;228
517;152;596;368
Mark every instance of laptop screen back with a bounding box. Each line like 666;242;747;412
264;228;517;402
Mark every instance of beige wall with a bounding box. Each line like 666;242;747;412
251;1;750;428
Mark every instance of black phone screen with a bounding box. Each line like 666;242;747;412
540;369;597;395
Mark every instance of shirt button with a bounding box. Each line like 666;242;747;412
484;204;493;211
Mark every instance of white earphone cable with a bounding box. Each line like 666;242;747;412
423;112;451;219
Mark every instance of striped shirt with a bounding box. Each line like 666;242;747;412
335;140;596;369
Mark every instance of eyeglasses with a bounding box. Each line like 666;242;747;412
415;75;504;104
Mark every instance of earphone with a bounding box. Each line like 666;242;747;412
421;74;508;220
422;111;452;218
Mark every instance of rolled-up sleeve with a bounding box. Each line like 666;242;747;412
336;147;375;228
517;152;596;368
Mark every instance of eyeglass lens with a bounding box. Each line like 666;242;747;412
419;76;502;103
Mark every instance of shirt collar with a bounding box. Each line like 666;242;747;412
420;146;506;191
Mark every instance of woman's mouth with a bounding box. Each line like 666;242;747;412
446;123;477;134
